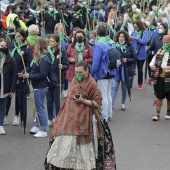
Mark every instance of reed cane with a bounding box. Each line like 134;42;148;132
15;36;41;130
59;20;62;108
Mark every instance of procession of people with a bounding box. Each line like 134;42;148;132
1;0;170;169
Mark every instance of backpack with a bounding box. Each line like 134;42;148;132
102;43;121;70
46;54;58;90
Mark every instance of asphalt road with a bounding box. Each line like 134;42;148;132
0;80;170;170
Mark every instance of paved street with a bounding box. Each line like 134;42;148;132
1;80;170;170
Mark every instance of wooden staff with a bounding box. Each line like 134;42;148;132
59;20;62;108
61;10;67;36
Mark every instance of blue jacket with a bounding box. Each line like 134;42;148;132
29;54;51;89
61;40;68;51
91;42;116;80
90;10;105;22
1;57;18;93
131;30;148;60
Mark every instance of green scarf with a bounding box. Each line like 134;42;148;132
11;40;26;57
135;30;142;39
116;42;127;53
46;10;59;20
162;43;170;54
98;36;115;45
27;35;39;48
0;54;6;62
47;46;55;64
75;43;85;61
60;32;65;42
73;13;82;17
121;0;128;7
110;26;117;35
149;25;157;30
30;54;47;67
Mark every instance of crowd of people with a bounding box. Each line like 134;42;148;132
1;0;170;169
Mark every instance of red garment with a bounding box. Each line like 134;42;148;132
66;44;93;80
2;11;10;30
51;75;103;144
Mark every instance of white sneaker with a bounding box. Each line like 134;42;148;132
34;131;47;138
13;116;19;126
0;126;5;135
121;104;126;111
30;126;39;134
152;116;159;121
3;116;9;126
165;115;170;120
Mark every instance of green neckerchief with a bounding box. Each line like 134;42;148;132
89;39;96;45
98;36;115;45
73;13;82;17
162;43;170;54
116;42;127;53
47;46;55;64
0;54;6;62
149;25;157;30
135;30;142;39
11;41;26;57
46;10;59;20
30;54;47;67
110;26;117;35
121;0;128;7
60;32;65;42
75;43;85;61
120;23;125;31
27;35;39;47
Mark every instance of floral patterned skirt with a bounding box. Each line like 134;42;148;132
44;114;116;170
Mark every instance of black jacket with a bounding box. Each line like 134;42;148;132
10;42;32;75
149;33;167;55
29;54;51;89
49;48;69;84
24;10;36;27
116;45;137;76
43;10;61;34
0;57;18;93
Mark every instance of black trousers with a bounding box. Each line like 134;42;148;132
15;80;27;117
137;60;145;85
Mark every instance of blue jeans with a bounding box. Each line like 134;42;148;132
46;86;60;121
34;88;48;132
111;79;127;105
0;97;7;126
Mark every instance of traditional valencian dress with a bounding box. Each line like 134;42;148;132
44;75;116;170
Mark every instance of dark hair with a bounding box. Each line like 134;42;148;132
0;38;13;72
46;34;51;39
133;20;146;31
71;29;88;48
75;60;90;72
152;17;157;27
16;28;27;40
97;25;107;37
114;31;132;45
50;34;60;43
75;5;82;12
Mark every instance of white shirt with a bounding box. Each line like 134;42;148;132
149;52;169;68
